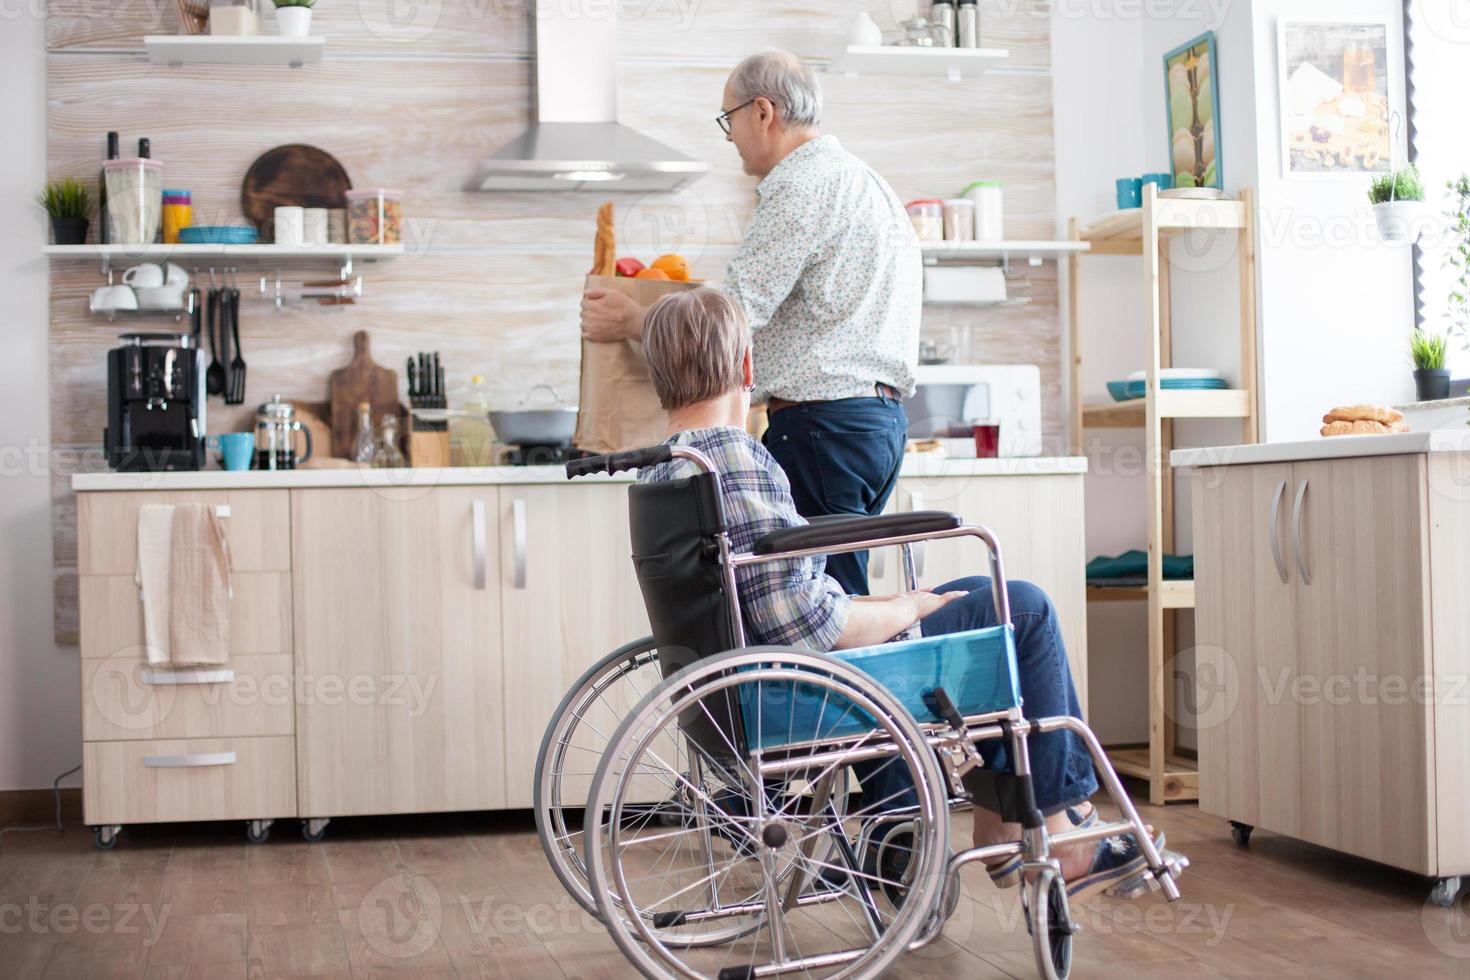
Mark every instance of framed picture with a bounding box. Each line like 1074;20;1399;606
1278;19;1393;175
1163;32;1223;190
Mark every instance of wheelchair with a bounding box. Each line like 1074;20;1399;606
535;444;1185;980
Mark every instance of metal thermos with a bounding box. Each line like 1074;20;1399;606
957;0;978;48
929;1;955;47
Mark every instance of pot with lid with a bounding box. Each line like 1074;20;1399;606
254;394;314;470
489;384;578;448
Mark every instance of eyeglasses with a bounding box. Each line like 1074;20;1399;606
715;99;756;136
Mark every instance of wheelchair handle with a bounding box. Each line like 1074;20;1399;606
566;445;673;478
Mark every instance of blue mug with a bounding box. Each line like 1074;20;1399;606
209;432;254;471
1115;177;1142;209
1141;172;1174;192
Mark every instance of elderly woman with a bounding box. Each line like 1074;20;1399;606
635;286;1160;900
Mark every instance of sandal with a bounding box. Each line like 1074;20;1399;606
985;802;1097;889
1064;829;1168;903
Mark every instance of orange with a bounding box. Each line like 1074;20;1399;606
634;267;670;280
650;254;689;281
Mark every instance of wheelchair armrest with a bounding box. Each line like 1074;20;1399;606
752;511;962;556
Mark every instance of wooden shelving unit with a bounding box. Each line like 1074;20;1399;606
1067;184;1259;805
919;240;1089;265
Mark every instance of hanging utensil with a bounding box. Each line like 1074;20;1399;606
228;284;247;405
205;284;225;396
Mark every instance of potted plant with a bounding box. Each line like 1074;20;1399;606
38;178;91;245
1410;328;1449;401
1369;165;1425;244
273;0;313;37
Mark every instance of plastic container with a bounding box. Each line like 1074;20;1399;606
961;180;1003;240
161;189;191;245
345;188;404;245
103;158;164;245
941;198;975;241
740;625;1020;748
906;199;944;242
451;375;495;467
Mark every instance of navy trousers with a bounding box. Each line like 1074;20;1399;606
762;395;908;596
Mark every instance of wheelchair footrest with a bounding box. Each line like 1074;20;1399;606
959;768;1038;826
717;968;756;980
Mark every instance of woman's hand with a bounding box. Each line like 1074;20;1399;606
581;288;645;342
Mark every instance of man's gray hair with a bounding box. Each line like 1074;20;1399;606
642;288;750;412
728;50;823;129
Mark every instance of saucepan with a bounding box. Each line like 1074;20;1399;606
489;383;578;446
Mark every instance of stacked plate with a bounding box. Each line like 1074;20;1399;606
178;226;258;245
1107;368;1227;402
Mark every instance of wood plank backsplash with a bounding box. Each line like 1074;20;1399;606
45;0;1058;642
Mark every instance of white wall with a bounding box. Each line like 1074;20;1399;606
1;16;82;793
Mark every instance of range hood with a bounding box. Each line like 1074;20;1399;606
470;7;710;192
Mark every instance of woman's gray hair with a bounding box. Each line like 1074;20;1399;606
642;287;750;411
728;50;823;129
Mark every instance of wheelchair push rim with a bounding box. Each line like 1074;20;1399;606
586;648;951;980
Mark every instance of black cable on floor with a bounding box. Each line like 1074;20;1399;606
0;763;81;852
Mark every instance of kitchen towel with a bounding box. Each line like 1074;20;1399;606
168;503;232;666
135;504;176;665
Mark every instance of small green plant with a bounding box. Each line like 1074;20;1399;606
37;178;91;220
273;0;314;7
1410;328;1447;371
1368;165;1425;205
1447;175;1470;343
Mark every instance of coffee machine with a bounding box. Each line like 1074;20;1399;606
105;333;206;471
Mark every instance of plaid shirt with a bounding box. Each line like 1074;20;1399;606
638;426;851;651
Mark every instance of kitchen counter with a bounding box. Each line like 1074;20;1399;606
72;455;1088;492
1170;427;1470;468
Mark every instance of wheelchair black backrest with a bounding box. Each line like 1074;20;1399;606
628;471;748;759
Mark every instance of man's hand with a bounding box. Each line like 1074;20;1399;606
581;288;645;343
835;589;968;649
903;589;969;621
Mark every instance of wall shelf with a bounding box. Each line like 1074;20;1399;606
920;240;1089;266
45;243;402;278
144;35;325;68
828;45;1009;80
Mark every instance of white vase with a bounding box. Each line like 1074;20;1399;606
1373;200;1425;245
275;5;312;37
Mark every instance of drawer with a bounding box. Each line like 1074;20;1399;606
82;654;295;741
77;490;290;575
83;735;296;825
78;572;291;659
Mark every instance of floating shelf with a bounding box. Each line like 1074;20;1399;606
828;45;1009;80
1086;580;1195;609
919;240;1089;265
144;35;325;68
1081;389;1252;428
44;244;402;261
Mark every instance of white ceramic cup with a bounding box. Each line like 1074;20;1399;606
327;208;347;244
121;263;164;288
90;284;139;314
163;262;189;287
303;207;328;246
134;284;187;310
274;206;305;246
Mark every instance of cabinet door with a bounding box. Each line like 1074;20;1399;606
894;474;1089;708
499;482;650;807
292;487;505;816
1192;462;1298;835
1289;455;1433;872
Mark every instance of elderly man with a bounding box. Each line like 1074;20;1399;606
581;50;921;596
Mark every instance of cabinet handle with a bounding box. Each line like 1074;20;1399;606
1291;479;1311;586
471;500;487;591
1268;479;1288;583
512;498;527;590
143;751;236;768
141;667;234;686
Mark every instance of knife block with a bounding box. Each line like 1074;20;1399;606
408;430;451;468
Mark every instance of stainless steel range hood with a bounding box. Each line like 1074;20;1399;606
470;7;710;192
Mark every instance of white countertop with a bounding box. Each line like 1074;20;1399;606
1171;427;1470;468
73;454;1088;492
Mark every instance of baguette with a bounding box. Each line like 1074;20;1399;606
591;202;617;277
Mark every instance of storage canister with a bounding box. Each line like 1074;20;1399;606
941;199;975;241
161;189;192;245
962;180;1004;240
103;158;164;246
345;188;404;245
906;199;944;242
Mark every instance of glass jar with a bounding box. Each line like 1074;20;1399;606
372;414;405;468
344;188;404;245
209;0;260;36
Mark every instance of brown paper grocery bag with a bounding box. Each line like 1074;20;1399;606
573;274;699;454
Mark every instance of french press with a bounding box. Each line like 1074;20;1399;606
253;394;313;470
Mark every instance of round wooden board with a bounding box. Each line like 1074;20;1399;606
241;145;352;243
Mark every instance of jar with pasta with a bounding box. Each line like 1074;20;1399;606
344;188;403;245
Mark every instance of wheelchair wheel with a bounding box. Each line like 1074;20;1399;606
534;636;666;917
1028;867;1075;980
586;647;950;980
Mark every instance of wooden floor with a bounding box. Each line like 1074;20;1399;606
1;793;1467;979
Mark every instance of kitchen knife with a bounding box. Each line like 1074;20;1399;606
407;357;417;402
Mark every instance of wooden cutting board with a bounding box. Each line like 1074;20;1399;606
327;332;400;459
241;144;351;243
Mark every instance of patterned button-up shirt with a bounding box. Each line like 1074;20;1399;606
638;425;851;651
722;135;922;404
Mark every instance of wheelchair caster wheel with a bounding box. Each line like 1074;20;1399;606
301;818;330;843
92;825;121;850
245;819;272;844
1430;877;1463;908
1029;867;1075;980
1229;821;1253;846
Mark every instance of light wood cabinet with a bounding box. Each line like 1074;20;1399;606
1192;453;1457;878
291;486;506;817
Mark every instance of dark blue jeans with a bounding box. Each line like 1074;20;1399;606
854;577;1098;817
762;396;907;596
